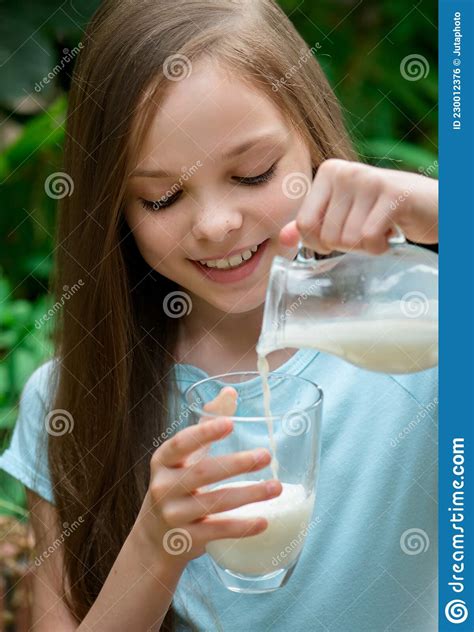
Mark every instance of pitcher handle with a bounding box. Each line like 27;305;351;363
297;224;406;260
296;240;315;262
388;224;406;246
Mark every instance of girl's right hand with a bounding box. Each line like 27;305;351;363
136;386;282;567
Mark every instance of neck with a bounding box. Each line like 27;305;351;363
179;298;264;350
175;295;299;374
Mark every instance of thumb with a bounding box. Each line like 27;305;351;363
190;387;238;466
279;220;301;248
203;386;238;417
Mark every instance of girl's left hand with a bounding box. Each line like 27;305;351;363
279;159;438;255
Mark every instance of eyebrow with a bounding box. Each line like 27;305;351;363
130;131;286;179
220;131;285;159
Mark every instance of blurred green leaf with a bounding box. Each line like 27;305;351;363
0;471;27;518
359;139;438;175
0;407;17;430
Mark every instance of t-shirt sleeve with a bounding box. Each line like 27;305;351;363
0;360;57;505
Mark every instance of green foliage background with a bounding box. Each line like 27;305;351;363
0;0;437;516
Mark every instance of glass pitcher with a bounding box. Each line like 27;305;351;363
256;231;438;374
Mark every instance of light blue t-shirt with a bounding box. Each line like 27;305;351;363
0;350;438;631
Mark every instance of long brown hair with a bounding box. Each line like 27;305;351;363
47;0;356;629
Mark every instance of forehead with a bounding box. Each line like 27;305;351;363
135;59;289;168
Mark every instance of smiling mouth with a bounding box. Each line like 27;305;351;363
194;239;268;271
188;238;271;284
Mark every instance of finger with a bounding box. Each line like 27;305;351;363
296;220;331;255
175;448;272;493
189;515;268;542
318;186;354;251
279;220;327;255
360;195;394;254
155;417;234;468
189;387;238;464
162;479;282;525
295;166;332;251
202;386;238;416
339;189;379;251
279;220;300;248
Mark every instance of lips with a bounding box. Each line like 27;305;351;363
194;238;267;264
190;238;270;284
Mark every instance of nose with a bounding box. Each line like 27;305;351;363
191;203;243;242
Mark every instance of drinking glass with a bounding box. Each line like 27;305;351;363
184;371;323;593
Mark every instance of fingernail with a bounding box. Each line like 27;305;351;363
254;449;269;461
266;481;280;494
216;419;231;431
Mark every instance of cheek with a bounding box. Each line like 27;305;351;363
128;214;177;267
259;175;305;227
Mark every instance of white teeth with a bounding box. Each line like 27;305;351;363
199;243;261;269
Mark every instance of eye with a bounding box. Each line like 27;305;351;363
234;162;278;186
140;190;182;212
139;161;278;212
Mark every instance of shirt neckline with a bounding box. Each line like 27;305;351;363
173;347;320;396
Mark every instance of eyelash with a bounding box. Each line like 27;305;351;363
139;162;278;212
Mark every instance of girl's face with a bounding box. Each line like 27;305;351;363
124;59;313;315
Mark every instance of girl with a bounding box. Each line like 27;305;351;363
0;0;438;630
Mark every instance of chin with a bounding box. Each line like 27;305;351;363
209;288;266;315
